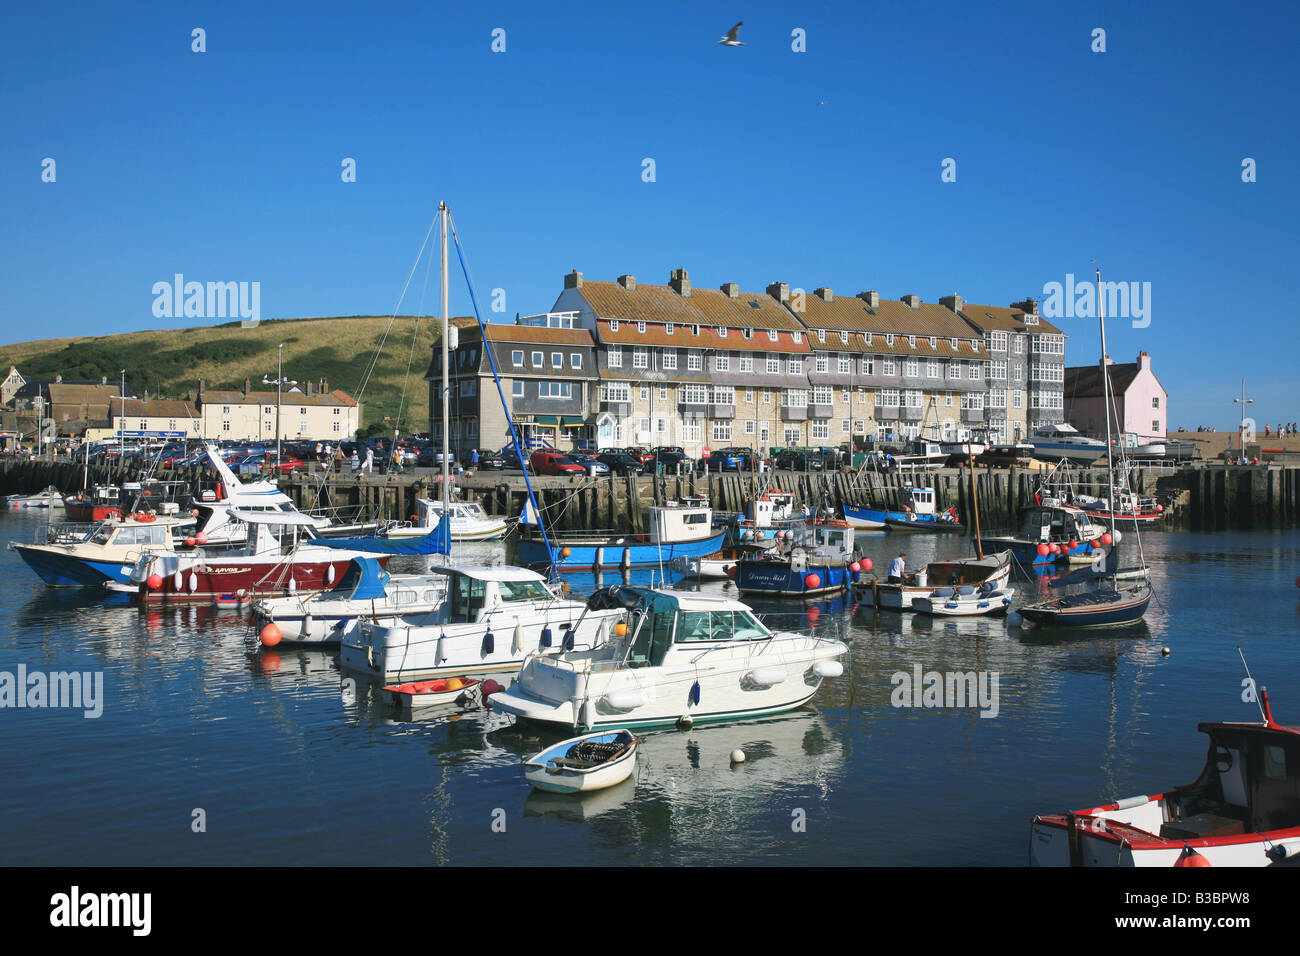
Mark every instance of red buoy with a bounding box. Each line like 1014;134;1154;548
805;573;822;590
259;622;283;647
146;573;163;590
1037;543;1051;557
195;532;208;545
1100;532;1113;546
726;565;738;579
185;536;197;547
1067;540;1078;551
1156;504;1164;513
849;561;861;573
1174;845;1212;867
860;557;872;571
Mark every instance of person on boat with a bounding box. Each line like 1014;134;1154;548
887;553;906;584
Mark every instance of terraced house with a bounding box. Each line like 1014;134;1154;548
429;268;1070;458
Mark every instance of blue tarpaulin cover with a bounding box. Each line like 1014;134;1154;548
316;520;449;556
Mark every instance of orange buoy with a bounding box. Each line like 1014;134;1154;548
614;621;628;637
445;678;464;691
1100;532;1113;546
1174;845;1212;867
146;573;163;590
185;536;197;547
726;565;738;579
259;622;283;647
560;547;572;558
861;558;873;571
195;532;208;545
805;573;822;590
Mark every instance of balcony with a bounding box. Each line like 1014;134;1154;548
899;406;923;421
962;408;985;423
678;400;708;414
780;406;808;421
709;404;735;419
874;403;900;419
600;400;630;417
809;403;833;419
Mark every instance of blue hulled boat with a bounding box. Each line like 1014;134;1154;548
735;519;857;599
978;502;1106;573
517;500;725;572
843;486;963;533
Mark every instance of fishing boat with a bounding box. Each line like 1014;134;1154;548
1034;459;1163;529
251;555;451;645
384;676;483;710
9;513;190;587
129;509;389;605
339;565;624;682
63;484;122;522
1018;266;1152;626
386;495;507;542
843;485;962;533
516;499;725;572
1029;690;1300;866
978;502;1106;572
911;581;1016;617
523;729;640;794
670;540;775;580
5;486;64;509
857;550;1013;610
734;518;856;598
489;586;847;731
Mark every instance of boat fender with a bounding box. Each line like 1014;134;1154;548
746;667;789;687
813;660;843;678
173;570;184;591
562;628;575;651
288;578;297;595
483;630;495;656
689;680;702;706
1174;845;1212;867
512;622;524;655
187;572;198;593
436;633;447;664
1114;794;1149;811
302;614;313;636
327;565;335;585
1266;842;1300;862
580;699;596;729
540;627;553;649
603;689;648;710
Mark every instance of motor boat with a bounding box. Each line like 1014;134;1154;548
1029;424;1108;464
9;512;190;587
489;586;847;731
843;485;962;533
517;500;725;572
735;518;856;598
857;550;1012;610
911;581;1016;616
386;496;507;542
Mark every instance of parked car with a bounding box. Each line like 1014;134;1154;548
567;453;611;477
473;449;506;470
498;446;529;471
775;450;828;471
416;447;456;468
530;451;586;475
596;452;645;476
619;446;655;465
653;449;693;473
698;450;744;472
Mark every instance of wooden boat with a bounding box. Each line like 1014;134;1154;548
1030;690;1300;866
735;519;856;598
911;582;1016;617
1017;584;1152;628
857;550;1012;610
523;729;640;793
384;676;482;709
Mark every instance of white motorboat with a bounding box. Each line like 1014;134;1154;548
1029;423;1108;464
911;582;1016;616
339;565;623;682
523;729;640;793
5;485;64;509
489;586;848;731
386;496;507;542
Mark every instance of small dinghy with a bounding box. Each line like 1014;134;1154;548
524;729;639;794
911;581;1016;617
383;677;483;710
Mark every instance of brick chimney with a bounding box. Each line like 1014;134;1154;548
766;281;790;304
1101;354;1113;367
721;282;740;299
1138;351;1151;370
814;287;833;302
901;294;920;309
858;291;880;308
243;377;251;396
564;270;584;289
617;274;636;291
670;268;691;297
939;294;963;313
1010;298;1038;315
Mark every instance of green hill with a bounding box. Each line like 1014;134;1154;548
0;316;455;434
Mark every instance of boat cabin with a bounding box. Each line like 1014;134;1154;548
591;588;771;668
423;566;558;625
746;490;795;528
1016;505;1099;545
903;486;940;517
648;501;714;544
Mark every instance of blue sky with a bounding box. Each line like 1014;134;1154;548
2;1;1296;428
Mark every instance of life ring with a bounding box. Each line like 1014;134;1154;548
134;512;156;523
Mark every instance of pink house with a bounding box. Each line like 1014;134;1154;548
1063;351;1167;443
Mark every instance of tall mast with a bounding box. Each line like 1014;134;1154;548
1097;266;1117;584
440;201;450;514
968;440;983;558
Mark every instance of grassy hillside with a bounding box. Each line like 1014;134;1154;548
0;316;454;433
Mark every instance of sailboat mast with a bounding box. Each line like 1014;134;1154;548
440;201;450;515
968;441;983;558
1097;266;1117;583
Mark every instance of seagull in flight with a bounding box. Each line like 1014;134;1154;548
718;21;744;46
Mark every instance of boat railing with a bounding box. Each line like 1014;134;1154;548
41;522;101;544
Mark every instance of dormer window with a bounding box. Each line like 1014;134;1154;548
742;328;753;339
666;322;674;335
840;331;849;344
950;337;958;350
719;326;728;338
929;336;937;349
768;329;779;342
865;333;873;345
636;321;646;334
817;329;826;343
792;331;802;343
609;319;619;332
907;335;916;348
972;341;980;352
693;324;701;336
885;334;894;346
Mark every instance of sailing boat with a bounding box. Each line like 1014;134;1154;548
1018;267;1152;627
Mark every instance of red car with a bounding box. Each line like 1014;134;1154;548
263;453;304;475
530;451;586;475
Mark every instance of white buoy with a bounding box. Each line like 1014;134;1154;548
288;578;297;594
1112;528;1123;544
302;614;313;637
173;570;183;591
730;749;746;764
580;699;597;729
1162;646;1171;656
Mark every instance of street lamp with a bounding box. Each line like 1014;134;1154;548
1233;379;1254;452
262;344;297;468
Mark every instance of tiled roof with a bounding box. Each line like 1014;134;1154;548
598;321;812;353
200;388;358;407
480;325;596;347
1064;362;1142;398
959;303;1065;336
44;383;128;405
117;398;199;418
578;281;804;332
797;294;981;342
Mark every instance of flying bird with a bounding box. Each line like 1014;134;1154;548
718;21;744;46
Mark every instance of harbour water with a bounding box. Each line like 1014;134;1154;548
1;511;1296;866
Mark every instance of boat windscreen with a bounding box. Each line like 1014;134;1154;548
498;579;552;602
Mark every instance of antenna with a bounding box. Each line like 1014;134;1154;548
1237;646;1268;723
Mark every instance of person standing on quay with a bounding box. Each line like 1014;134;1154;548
362;446;374;474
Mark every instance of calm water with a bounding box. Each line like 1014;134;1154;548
1;511;1297;866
